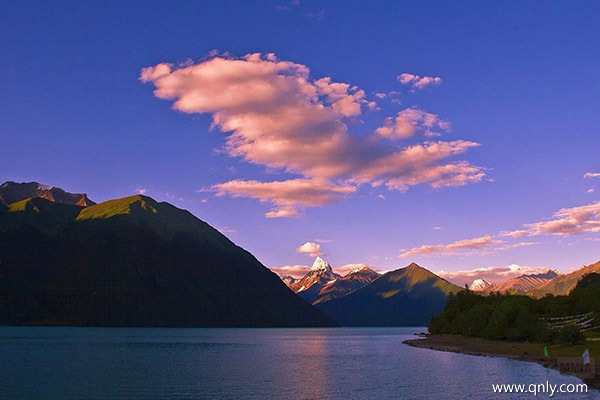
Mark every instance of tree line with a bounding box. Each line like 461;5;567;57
429;273;600;344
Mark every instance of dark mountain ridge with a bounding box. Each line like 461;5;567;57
0;181;95;207
316;263;462;326
0;183;335;327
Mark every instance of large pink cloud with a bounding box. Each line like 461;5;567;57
142;53;485;217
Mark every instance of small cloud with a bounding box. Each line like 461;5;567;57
399;235;501;258
218;226;236;234
136;187;148;195
584;172;600;178
275;0;300;11
375;107;450;139
433;226;442;230
398;73;442;90
296;241;323;257
265;206;303;219
377;194;386;200
588;188;595;193
305;9;326;20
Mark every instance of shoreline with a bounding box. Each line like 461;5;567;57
404;334;599;390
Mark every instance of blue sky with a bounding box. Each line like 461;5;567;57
2;1;599;283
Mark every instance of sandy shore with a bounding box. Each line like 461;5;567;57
404;334;599;389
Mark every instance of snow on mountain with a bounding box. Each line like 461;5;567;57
469;278;494;291
290;257;342;302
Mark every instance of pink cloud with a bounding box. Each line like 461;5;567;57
584;172;600;178
399;235;502;258
142;54;484;217
213;178;356;218
398;73;442;90
503;201;600;237
376;107;450;139
296;241;324;257
269;265;310;279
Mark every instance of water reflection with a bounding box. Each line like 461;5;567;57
0;327;595;399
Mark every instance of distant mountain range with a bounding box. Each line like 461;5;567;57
469;270;560;294
529;261;600;298
3;180;597;328
283;256;600;326
466;264;600;297
0;181;335;327
284;259;461;326
0;181;95;207
316;263;463;326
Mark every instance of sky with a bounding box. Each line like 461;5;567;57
2;1;599;285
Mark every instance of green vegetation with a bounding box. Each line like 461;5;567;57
429;273;600;344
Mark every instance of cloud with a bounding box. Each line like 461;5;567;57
399;235;502;258
142;53;484;216
269;264;310;279
375;107;450;139
296;241;323;257
437;264;554;286
213;178;356;218
503;201;600;237
398;73;442;90
135;187;148;195
584;172;600;178
275;0;301;11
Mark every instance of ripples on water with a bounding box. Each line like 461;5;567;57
0;327;595;399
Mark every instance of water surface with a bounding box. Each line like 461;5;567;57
0;327;594;399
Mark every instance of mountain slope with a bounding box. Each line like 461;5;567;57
0;181;95;206
290;257;341;304
487;270;559;294
0;191;335;327
316;263;462;326
529;261;600;298
312;267;380;305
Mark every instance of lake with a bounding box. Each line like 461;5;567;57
0;327;595;399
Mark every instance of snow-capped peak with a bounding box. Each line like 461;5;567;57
469;278;493;291
311;257;331;272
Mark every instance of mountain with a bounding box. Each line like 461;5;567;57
0;185;335;327
290;257;342;303
312;266;380;305
316;263;462;326
469;278;493;292
529;261;600;298
487;270;559;294
280;275;297;286
0;181;95;207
